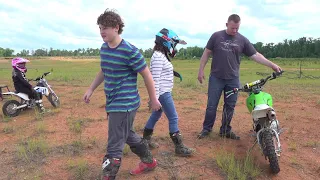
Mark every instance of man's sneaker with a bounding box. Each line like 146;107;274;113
219;131;240;140
197;130;211;139
130;158;157;175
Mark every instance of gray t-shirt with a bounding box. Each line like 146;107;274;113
206;30;257;79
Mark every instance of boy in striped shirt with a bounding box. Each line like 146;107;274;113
83;9;161;180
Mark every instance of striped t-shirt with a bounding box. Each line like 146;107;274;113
100;39;147;112
150;51;174;99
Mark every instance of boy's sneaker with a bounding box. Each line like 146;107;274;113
129;158;157;175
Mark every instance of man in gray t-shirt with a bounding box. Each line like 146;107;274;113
197;14;282;139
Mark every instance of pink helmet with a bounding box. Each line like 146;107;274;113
12;57;30;73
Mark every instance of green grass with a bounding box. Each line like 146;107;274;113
215;150;261;180
67;159;89;180
1;58;320;91
0;58;100;85
2;124;14;134
17;137;49;162
303;141;320;148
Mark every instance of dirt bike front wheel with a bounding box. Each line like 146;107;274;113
48;93;60;108
2;100;21;117
262;130;280;174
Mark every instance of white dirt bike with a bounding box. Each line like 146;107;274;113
1;72;60;117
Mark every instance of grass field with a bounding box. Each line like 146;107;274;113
0;57;320;179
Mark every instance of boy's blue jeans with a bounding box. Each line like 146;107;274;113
202;74;240;134
145;92;179;133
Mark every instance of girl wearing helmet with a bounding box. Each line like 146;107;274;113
11;57;45;112
142;28;193;157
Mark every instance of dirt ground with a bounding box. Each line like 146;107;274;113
0;82;320;180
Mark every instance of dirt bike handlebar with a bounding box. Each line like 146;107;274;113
28;72;51;81
225;70;284;98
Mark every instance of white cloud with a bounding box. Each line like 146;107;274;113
282;0;320;16
0;0;319;54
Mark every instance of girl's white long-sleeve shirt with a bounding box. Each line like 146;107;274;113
150;51;174;99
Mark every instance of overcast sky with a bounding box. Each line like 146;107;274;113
1;0;319;54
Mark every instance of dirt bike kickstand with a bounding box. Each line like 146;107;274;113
248;138;258;155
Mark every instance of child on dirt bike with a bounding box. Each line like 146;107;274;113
11;57;45;112
142;28;194;157
82;9;161;180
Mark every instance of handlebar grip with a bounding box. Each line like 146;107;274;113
272;70;284;78
44;72;51;76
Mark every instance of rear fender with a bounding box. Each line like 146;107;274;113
2;92;30;100
252;104;274;120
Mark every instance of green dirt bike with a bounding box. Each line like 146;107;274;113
225;70;284;174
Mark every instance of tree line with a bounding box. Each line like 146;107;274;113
1;37;319;59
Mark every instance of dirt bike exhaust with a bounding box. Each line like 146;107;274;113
267;110;276;120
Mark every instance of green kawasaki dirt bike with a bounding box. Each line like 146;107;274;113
225;70;284;174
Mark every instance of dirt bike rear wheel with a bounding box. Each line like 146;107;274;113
48;93;60;108
262;130;280;174
2;100;21;117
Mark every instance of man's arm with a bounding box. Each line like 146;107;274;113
243;37;282;73
199;48;212;72
198;48;212;84
198;33;216;84
249;52;282;72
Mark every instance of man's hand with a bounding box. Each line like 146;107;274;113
198;70;205;84
271;63;282;73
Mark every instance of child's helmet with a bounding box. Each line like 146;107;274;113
12;57;30;73
155;28;186;58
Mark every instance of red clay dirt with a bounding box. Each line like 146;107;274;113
0;82;319;180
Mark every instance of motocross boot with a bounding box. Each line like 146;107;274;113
35;99;45;113
143;128;159;149
101;156;121;180
170;132;194;157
